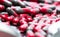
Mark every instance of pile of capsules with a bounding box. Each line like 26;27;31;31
0;0;60;37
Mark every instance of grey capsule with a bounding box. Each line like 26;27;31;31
23;1;30;6
10;0;19;6
14;6;24;14
49;5;56;10
38;0;45;3
6;7;14;15
0;12;8;15
18;1;26;8
50;7;56;10
4;0;12;7
56;7;60;14
47;8;53;14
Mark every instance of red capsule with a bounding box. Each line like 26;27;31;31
20;14;31;22
18;24;28;32
12;17;19;24
20;14;28;18
30;0;38;2
0;12;8;21
20;17;27;22
26;30;35;37
27;17;33;22
0;5;5;11
1;12;8;16
1;14;8;19
29;8;40;15
35;14;43;19
6;15;14;21
33;25;41;32
19;20;27;25
1;14;8;22
26;16;33;22
40;7;47;13
0;0;4;4
53;2;60;6
40;7;52;14
22;8;30;13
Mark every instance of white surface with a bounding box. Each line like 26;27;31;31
0;22;21;37
47;21;60;37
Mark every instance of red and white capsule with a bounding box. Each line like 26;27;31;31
26;30;35;37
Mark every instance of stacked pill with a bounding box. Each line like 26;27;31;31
0;0;60;37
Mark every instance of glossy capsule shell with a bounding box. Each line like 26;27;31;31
0;5;5;11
